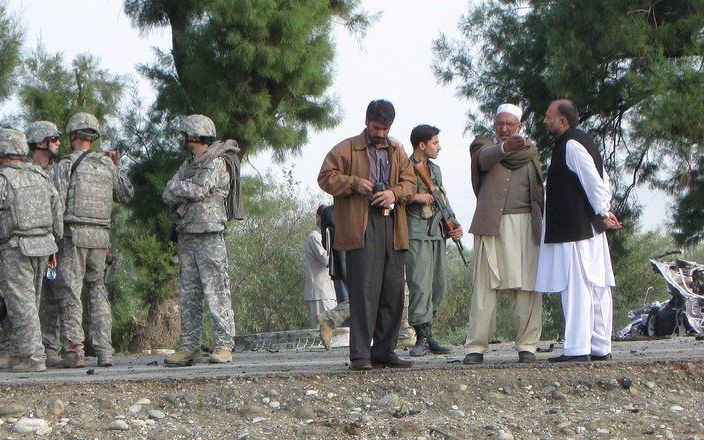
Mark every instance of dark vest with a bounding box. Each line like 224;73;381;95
544;128;605;243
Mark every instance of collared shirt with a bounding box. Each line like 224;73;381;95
366;132;390;187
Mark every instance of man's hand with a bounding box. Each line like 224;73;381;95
448;224;463;241
355;178;373;195
47;253;57;269
413;193;435;205
106;150;121;167
603;212;622;230
372;189;396;207
503;135;529;153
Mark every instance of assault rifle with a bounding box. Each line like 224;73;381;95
413;163;469;268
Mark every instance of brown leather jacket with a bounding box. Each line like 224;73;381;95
318;130;416;251
469;136;544;243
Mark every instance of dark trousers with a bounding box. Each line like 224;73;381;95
346;210;405;361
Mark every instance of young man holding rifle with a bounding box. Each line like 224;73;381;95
404;124;462;357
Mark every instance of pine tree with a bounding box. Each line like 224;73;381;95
0;1;22;104
434;0;704;241
124;0;370;158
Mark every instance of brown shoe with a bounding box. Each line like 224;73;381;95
61;352;86;368
349;358;372;371
12;358;46;373
45;350;63;368
98;355;114;367
0;352;12;369
371;354;413;369
164;350;202;367
209;348;233;364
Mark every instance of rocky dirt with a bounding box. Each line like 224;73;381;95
0;338;703;439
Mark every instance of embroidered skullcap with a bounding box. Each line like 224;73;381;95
496;103;522;120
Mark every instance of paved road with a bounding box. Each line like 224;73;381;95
1;337;702;387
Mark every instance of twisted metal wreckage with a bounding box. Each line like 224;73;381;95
617;251;704;340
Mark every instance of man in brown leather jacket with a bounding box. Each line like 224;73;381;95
464;103;544;364
318;99;416;370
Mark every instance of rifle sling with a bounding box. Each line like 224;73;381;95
70;151;91;180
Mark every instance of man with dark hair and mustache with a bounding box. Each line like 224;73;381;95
318;99;417;370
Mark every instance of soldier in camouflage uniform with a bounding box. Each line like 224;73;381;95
163;114;240;367
0;128;63;372
52;113;133;368
26;121;63;367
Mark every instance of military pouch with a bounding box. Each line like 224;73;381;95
18;235;58;257
70;225;110;249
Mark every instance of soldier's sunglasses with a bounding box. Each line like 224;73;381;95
45;136;60;143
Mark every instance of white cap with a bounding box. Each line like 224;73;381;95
496;103;522;120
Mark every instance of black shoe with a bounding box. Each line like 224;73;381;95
462;352;483;364
590;353;612;361
371;353;413;369
548;354;590;363
426;323;452;354
518;351;536;363
428;338;452;354
410;325;429;357
350;358;372;371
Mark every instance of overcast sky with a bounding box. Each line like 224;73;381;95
3;0;668;241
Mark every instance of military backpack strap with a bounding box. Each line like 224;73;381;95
69;151;91;180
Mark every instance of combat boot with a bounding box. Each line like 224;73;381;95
318;314;334;351
426;324;452;354
210;348;233;364
98;354;114;367
61;351;86;368
0;352;12;369
45;350;62;368
11;358;46;373
165;350;201;367
410;324;430;357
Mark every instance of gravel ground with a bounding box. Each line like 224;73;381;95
0;338;702;439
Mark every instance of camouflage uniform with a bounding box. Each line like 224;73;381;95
0;129;63;369
26;121;63;358
38;162;62;358
163;154;236;352
39;163;62;357
53;114;133;362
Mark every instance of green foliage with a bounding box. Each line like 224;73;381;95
124;0;370;158
434;245;473;344
17;45;124;150
0;1;22;103
434;0;704;234
108;207;158;350
228;172;316;334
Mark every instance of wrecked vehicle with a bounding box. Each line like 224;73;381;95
617;251;704;340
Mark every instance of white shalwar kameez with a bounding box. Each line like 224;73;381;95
535;139;615;357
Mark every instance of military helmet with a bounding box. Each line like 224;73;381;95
26;121;61;144
179;114;216;138
0;128;30;157
66;112;101;139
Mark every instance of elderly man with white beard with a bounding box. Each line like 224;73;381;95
464;103;545;364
